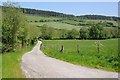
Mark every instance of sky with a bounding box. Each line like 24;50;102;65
0;2;118;17
19;2;118;17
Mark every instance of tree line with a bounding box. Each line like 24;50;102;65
2;2;39;53
38;24;119;40
20;7;120;21
21;8;74;18
31;19;118;28
76;15;120;21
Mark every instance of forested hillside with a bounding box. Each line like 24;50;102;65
20;8;120;21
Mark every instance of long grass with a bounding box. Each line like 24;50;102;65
41;39;118;72
0;54;2;79
2;45;35;78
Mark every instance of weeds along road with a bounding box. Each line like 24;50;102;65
21;41;118;78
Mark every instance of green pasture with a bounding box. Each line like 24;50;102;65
41;39;118;72
26;14;61;22
30;22;82;30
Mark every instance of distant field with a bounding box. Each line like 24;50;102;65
26;14;61;22
26;14;83;30
30;22;82;30
41;39;118;72
85;20;118;26
26;15;81;30
26;14;118;30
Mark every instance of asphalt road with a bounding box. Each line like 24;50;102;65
21;41;118;78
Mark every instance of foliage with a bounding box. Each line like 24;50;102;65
2;2;38;53
21;7;74;18
67;29;79;39
38;24;119;40
89;25;104;39
77;15;120;21
2;2;25;52
40;24;54;40
79;27;89;39
59;29;68;39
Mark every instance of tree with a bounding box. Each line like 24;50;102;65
18;20;29;48
89;25;103;39
2;2;28;52
111;28;118;38
41;24;54;40
79;27;89;39
102;28;118;39
59;29;68;39
67;29;79;39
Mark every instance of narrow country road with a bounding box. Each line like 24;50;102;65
21;41;118;78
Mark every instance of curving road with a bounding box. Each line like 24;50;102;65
21;41;118;78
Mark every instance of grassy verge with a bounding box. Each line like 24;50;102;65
41;39;118;72
0;54;2;79
2;44;35;78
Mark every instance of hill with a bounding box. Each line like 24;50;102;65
21;7;120;21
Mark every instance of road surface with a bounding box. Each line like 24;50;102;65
21;41;118;78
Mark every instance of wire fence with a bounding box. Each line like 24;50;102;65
41;43;81;53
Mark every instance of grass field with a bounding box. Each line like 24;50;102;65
2;45;35;78
85;20;118;26
30;22;82;30
27;14;83;30
26;14;61;22
26;14;118;31
41;39;118;72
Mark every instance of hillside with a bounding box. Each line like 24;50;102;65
1;6;119;30
21;7;120;21
19;7;119;30
26;14;118;30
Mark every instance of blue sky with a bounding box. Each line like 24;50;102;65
19;2;118;16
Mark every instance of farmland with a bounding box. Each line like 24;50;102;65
1;3;119;78
41;39;118;72
26;14;61;22
26;14;118;30
26;14;83;30
30;22;82;30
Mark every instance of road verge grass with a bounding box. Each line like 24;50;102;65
0;54;2;79
2;44;35;78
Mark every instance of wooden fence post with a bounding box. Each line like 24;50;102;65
77;44;80;53
60;45;64;53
